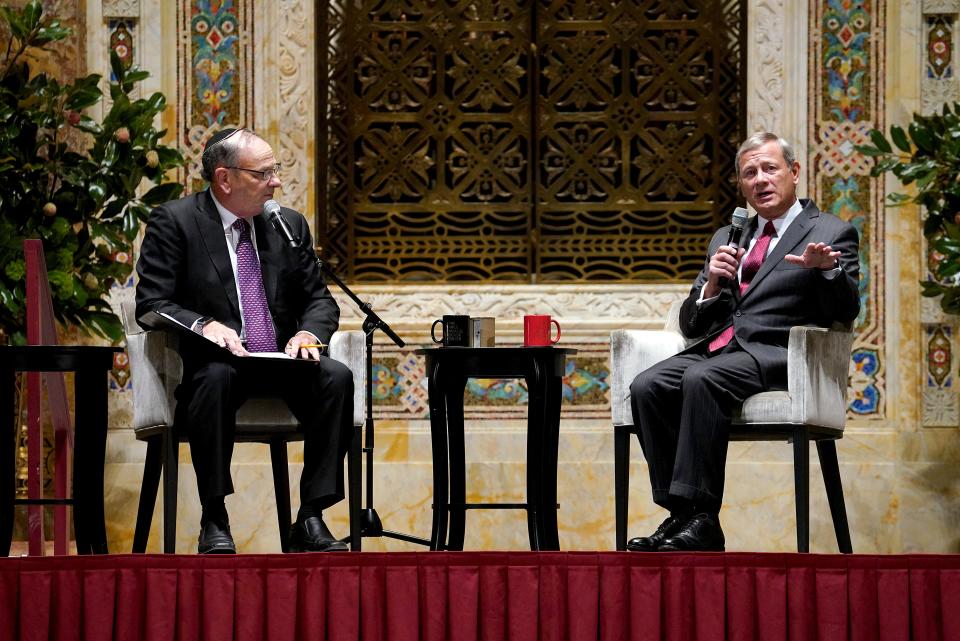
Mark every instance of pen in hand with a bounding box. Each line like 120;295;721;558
285;334;327;359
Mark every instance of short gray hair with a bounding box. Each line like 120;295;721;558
735;132;796;180
200;128;256;182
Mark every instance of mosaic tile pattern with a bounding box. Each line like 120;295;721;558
177;0;253;193
810;0;886;417
923;319;959;425
372;343;611;420
927;326;952;387
190;1;241;127
927;14;953;79
108;19;135;77
921;6;960;426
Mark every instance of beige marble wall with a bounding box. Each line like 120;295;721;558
74;1;960;555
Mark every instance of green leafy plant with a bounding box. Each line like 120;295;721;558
0;0;184;343
857;103;960;313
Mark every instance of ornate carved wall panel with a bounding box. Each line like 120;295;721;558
746;0;809;178
253;0;315;221
317;0;746;282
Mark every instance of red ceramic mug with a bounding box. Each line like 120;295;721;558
523;315;561;346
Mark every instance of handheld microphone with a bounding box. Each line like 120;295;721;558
720;207;750;289
263;199;299;248
726;206;749;251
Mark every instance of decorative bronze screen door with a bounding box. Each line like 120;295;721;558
317;0;745;283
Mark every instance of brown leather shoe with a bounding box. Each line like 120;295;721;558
626;515;685;552
288;517;349;552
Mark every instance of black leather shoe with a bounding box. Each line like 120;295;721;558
289;517;349;552
626;515;685;552
198;520;237;554
659;513;725;551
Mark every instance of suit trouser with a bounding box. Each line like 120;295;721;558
629;341;767;512
175;355;354;510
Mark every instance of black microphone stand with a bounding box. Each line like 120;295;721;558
273;212;431;547
313;260;432;547
283;229;432;547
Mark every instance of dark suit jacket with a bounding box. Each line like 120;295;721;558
135;190;339;355
678;198;860;389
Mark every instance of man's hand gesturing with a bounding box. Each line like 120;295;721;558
785;242;840;270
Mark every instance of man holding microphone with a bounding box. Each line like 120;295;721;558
626;132;860;551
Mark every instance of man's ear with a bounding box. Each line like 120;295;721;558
213;167;231;194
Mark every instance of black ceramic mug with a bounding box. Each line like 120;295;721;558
431;315;471;346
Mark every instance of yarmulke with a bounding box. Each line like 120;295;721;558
204;128;238;151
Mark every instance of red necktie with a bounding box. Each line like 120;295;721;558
708;219;777;352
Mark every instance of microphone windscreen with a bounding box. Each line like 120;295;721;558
726;206;750;251
263;199;281;216
731;206;748;229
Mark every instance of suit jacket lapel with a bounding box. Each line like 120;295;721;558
253;214;281;310
740;201;819;303
194;190;241;318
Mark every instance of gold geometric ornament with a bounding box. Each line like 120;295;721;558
316;0;746;283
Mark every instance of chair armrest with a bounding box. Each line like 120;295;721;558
610;329;687;426
328;330;367;427
786;325;854;429
125;328;182;431
121;298;182;431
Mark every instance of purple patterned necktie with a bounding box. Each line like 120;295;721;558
232;218;277;352
708;219;777;352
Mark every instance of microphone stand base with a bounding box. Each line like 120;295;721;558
359;508;383;536
359;507;432;547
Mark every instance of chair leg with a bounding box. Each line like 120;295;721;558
614;425;631;551
132;436;162;553
816;440;853;553
269;440;292;553
162;429;179;554
348;424;362;551
792;428;810;553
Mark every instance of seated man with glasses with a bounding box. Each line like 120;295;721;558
135;128;353;554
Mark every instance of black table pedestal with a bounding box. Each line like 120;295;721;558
417;347;575;551
1;345;119;555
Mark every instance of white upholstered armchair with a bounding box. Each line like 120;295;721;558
121;300;365;553
610;302;855;553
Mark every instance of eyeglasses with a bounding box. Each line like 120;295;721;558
227;163;282;181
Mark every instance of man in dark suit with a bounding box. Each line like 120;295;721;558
627;132;860;551
135;128;352;553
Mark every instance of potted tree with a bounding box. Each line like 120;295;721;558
857;103;960;312
0;0;184;344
